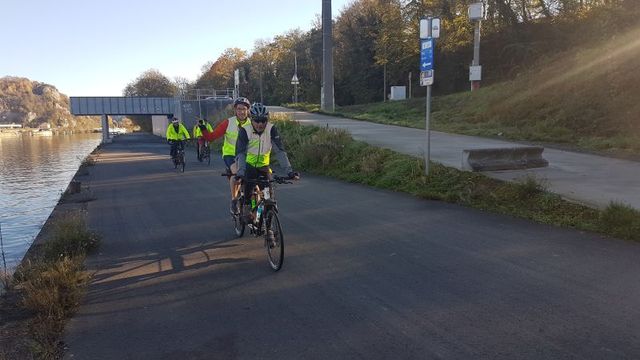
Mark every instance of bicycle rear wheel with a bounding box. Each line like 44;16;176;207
264;209;284;271
180;153;185;172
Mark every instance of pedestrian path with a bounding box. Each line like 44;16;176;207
272;107;640;210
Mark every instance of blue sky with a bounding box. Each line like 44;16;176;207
2;0;353;96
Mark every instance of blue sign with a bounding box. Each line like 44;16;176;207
420;38;434;72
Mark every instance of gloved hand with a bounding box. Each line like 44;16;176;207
234;175;244;184
287;171;300;180
198;124;206;131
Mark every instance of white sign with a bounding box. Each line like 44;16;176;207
234;69;240;86
419;18;429;39
469;65;482;81
291;74;299;85
468;3;484;20
420;70;434;86
431;18;441;39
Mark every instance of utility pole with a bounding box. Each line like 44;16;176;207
321;0;335;112
383;63;387;102
259;70;264;103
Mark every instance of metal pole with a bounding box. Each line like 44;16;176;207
471;20;481;91
197;89;202;119
425;18;432;176
321;0;335;112
0;222;7;277
259;71;264;103
383;63;387;102
408;71;412;99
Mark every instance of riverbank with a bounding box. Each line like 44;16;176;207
0;147;101;359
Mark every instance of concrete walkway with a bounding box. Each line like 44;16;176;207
272;107;640;210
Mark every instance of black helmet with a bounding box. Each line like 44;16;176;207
249;102;269;121
233;97;251;109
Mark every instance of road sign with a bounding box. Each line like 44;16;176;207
291;74;299;85
431;18;441;38
420;70;434;86
420;38;434;72
469;65;482;81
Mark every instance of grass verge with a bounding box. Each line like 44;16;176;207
2;211;100;359
275;118;640;242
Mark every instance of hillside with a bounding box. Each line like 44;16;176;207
0;77;98;129
330;22;640;155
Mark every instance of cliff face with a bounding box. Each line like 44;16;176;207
0;77;98;129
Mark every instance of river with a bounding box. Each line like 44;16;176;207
0;133;102;270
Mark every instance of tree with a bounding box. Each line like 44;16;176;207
123;69;177;97
196;48;247;89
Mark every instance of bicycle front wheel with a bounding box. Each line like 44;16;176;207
264;209;284;271
233;197;245;237
180;154;185;172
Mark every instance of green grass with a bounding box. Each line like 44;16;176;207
284;25;640;157
276;118;640;242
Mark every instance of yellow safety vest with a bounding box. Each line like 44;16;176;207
243;122;273;168
166;124;190;140
193;122;213;138
222;116;249;156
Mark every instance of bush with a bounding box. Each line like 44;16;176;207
599;202;640;241
43;212;100;260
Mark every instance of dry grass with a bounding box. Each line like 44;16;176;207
5;211;99;359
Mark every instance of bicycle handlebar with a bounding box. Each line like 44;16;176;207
220;172;295;184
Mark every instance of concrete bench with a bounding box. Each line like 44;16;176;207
462;146;549;171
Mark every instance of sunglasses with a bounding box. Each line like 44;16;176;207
253;117;268;124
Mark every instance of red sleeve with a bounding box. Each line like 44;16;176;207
202;119;228;141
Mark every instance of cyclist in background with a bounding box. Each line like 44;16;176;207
193;118;213;161
166;115;190;159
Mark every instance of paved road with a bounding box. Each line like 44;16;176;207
272;107;640;210
64;134;640;359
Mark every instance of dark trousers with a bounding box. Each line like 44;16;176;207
243;165;271;205
170;141;184;158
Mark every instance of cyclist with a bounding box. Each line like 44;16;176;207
234;102;299;222
193;118;213;161
166;116;190;159
199;97;252;213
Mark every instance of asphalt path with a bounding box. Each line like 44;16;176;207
271;107;640;209
64;133;640;359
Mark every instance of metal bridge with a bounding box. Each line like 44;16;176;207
70;90;234;142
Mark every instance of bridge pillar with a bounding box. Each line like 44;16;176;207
101;114;111;143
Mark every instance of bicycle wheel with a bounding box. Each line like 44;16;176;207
233;196;245;237
180;153;185;173
264;209;284;271
206;150;211;166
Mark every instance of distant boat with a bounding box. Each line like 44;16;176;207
109;127;128;135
